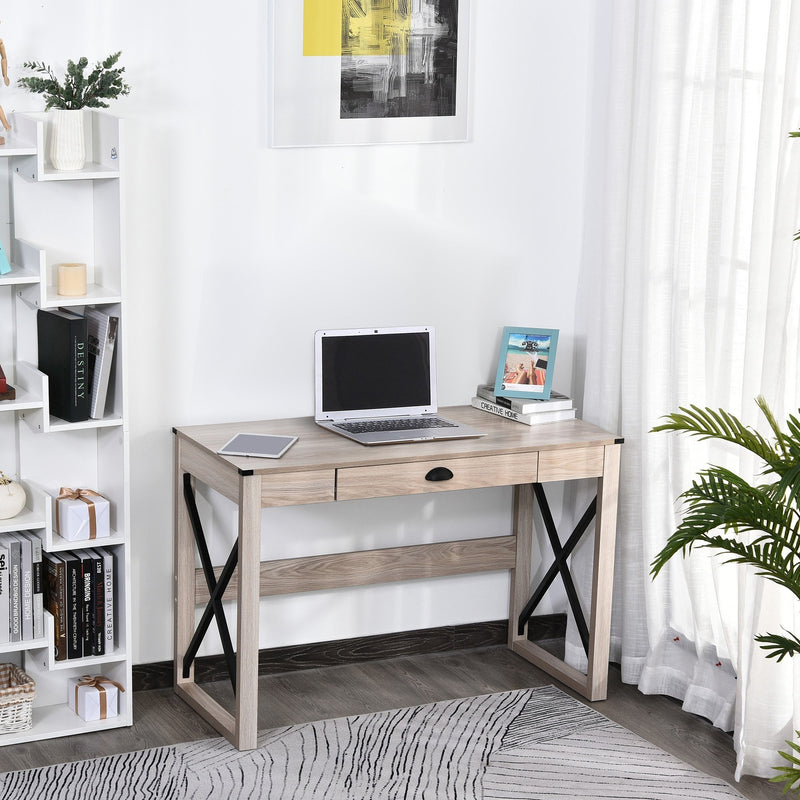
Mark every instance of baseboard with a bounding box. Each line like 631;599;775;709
132;614;567;692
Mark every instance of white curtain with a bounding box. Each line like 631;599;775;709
574;0;800;780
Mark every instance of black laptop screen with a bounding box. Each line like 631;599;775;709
321;331;432;413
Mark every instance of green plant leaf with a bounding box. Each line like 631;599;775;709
17;52;130;109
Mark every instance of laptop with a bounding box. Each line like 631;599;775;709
314;326;485;445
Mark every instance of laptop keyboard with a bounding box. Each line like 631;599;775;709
334;417;457;434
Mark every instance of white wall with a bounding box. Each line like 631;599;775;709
0;1;598;664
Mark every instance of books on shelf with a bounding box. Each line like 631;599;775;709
85;308;119;419
0;531;44;645
471;390;577;426
0;533;116;657
37;308;90;422
0;539;8;644
475;384;574;413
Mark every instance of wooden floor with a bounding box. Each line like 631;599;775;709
0;646;784;798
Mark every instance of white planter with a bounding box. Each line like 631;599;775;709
49;109;86;171
0;479;26;519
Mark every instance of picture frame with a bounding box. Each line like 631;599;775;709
269;0;471;148
494;327;559;400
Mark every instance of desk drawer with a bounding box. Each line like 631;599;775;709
260;470;335;507
336;453;538;501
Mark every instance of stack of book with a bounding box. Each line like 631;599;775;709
0;532;115;659
37;307;119;423
471;384;577;426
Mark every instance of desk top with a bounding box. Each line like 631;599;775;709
174;406;621;477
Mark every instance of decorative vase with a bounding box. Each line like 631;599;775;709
0;476;26;519
49;109;86;171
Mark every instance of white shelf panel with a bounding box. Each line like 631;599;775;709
43;284;122;307
0;138;37;158
27;644;128;673
17;281;123;311
0;264;39;286
0;506;46;534
31;413;125;433
0;702;130;746
0;386;44;412
44;529;126;553
0;631;50;654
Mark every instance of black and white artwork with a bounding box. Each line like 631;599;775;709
340;0;459;120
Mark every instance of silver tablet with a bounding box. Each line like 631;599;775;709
217;433;298;459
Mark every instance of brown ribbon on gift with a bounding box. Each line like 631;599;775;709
57;487;103;539
74;675;125;720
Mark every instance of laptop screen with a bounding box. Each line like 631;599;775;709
315;327;437;419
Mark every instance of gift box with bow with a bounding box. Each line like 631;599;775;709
67;675;124;721
55;487;110;541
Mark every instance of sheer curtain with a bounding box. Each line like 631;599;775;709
573;0;800;780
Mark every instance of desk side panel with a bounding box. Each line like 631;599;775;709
177;434;241;503
537;446;604;482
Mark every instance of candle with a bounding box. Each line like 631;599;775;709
57;263;87;296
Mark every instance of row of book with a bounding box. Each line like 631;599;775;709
471;384;577;425
0;531;116;661
37;306;119;423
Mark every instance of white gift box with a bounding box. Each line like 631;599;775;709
55;489;110;541
68;676;122;721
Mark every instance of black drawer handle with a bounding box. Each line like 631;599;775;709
425;466;454;482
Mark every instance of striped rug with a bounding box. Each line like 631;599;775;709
0;685;744;799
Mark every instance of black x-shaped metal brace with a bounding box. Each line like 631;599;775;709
181;473;240;693
517;483;598;656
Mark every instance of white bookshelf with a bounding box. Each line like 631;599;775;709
0;110;131;744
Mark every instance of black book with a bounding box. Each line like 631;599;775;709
43;552;67;661
80;550;94;657
82;549;105;657
37;308;89;423
62;551;83;659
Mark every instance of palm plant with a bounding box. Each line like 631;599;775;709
650;397;800;792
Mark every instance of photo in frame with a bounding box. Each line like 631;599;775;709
269;0;471;147
494;327;559;400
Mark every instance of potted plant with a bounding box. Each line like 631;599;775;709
650;397;800;794
17;51;130;171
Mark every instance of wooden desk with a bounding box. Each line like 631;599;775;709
173;406;622;750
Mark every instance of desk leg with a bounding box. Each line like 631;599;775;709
508;443;622;701
174;437;197;692
508;484;534;650
585;442;621;700
234;474;261;750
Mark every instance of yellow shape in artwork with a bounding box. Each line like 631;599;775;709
304;0;343;56
304;0;411;57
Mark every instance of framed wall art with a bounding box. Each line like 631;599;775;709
269;0;471;147
494;327;559;401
